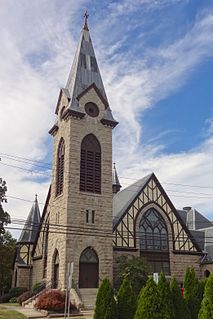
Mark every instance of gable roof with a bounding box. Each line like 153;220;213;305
113;173;202;253
113;173;152;226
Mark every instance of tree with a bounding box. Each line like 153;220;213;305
93;278;117;319
117;276;136;319
0;178;10;234
134;277;161;319
198;273;213;319
184;267;202;319
117;256;148;296
170;277;190;319
0;231;16;295
158;272;174;319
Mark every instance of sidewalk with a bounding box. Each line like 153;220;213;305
2;304;94;319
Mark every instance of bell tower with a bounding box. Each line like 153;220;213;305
48;13;118;289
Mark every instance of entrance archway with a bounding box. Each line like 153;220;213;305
53;250;59;288
79;247;99;288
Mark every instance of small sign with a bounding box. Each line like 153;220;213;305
153;273;159;284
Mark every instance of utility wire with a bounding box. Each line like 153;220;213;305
1;151;213;190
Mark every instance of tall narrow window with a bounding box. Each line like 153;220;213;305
139;208;170;275
43;220;49;278
56;138;65;197
80;134;101;193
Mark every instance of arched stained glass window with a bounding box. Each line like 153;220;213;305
80;134;101;193
140;209;168;251
56;138;65;197
139;208;170;274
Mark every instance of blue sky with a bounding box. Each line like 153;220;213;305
0;0;213;236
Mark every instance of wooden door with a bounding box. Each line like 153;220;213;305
79;263;99;288
53;264;59;288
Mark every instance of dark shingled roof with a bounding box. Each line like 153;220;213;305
113;173;152;226
17;195;41;244
65;25;117;126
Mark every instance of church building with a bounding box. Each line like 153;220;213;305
13;15;213;303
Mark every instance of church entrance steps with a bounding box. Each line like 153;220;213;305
79;288;98;310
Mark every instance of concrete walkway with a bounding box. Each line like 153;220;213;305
2;304;94;319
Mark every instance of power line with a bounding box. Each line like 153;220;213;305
1;151;213;190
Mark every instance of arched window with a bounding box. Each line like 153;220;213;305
56;138;65;196
80;134;101;193
139;208;170;274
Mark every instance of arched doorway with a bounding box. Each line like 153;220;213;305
53;250;59;288
79;247;99;288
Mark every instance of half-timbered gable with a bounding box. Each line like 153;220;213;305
113;173;203;280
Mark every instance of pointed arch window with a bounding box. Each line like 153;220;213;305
139;208;170;274
80;134;101;193
56;138;65;197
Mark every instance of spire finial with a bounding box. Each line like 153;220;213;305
113;162;116;169
35;194;38;202
83;10;89;31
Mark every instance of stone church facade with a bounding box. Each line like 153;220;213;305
13;18;213;293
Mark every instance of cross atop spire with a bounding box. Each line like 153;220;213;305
83;10;89;31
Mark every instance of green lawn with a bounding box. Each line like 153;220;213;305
0;307;26;319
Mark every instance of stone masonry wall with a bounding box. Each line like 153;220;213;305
45;87;114;289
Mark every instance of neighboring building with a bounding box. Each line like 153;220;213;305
13;17;213;294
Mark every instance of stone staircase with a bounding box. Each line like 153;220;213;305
79;288;98;310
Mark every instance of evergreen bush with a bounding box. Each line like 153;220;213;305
117;276;136;319
198;273;213;319
134;277;161;319
117;256;148;296
93;278;117;319
184;267;202;319
158;272;174;319
170;277;190;319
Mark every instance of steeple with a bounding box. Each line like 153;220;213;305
54;11;118;128
112;163;122;194
17;194;41;244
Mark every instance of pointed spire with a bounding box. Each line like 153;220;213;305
17;195;41;244
61;14;118;127
112;163;122;194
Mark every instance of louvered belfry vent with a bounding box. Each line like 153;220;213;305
80;134;101;193
56;138;65;197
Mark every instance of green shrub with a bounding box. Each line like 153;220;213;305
117;276;136;319
198;273;213;319
117;256;148;296
134;277;161;319
170;277;190;319
158;273;174;319
184;267;202;319
0;287;27;303
94;278;117;319
32;281;45;293
9;297;17;303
